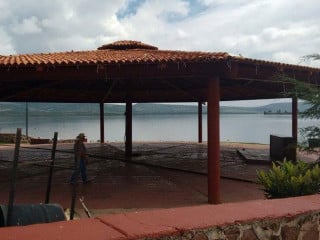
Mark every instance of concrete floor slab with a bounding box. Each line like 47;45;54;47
0;142;278;218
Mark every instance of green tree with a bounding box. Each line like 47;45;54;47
282;54;320;150
257;55;320;199
303;54;320;62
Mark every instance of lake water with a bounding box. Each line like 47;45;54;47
0;114;318;144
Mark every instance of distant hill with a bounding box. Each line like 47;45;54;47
0;102;124;116
0;101;311;116
254;102;310;113
133;103;201;114
220;106;259;114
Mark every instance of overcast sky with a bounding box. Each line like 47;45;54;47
0;0;319;106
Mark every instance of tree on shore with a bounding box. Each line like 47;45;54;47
283;54;320;150
303;54;320;62
257;55;320;199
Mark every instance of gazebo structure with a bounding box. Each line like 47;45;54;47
0;40;319;204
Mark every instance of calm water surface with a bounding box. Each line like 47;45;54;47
0;114;318;144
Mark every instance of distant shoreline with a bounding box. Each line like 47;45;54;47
0;102;309;116
0;112;264;117
263;112;292;115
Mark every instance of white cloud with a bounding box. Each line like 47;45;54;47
0;0;318;68
102;15;129;39
11;16;42;35
271;52;299;65
117;0;190;44
169;0;320;67
0;28;16;54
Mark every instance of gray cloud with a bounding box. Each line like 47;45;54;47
0;0;319;67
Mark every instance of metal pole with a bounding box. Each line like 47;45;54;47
198;102;203;143
7;128;22;226
45;132;58;203
125;102;132;157
100;102;105;143
292;97;298;161
207;77;221;204
292;97;298;143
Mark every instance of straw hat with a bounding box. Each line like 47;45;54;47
76;133;86;140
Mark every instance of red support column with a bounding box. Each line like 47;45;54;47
198;102;203;143
125;102;132;157
100;102;105;143
207;77;220;204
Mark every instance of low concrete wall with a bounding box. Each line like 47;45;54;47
187;212;319;240
0;133;29;143
0;195;319;240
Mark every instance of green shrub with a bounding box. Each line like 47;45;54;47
257;160;320;199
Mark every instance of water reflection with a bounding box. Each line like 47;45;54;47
0;114;318;144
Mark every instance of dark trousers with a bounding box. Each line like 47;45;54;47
70;159;87;183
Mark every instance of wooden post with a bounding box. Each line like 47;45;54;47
207;77;220;204
7;128;22;226
70;161;79;220
100;102;105;143
45;132;58;204
198;102;203;143
125;102;132;157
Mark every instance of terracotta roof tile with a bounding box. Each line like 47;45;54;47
0;40;319;73
97;40;158;50
0;49;229;67
232;56;320;72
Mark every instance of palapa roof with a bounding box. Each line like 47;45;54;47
0;40;319;103
0;40;317;72
0;48;229;66
0;40;229;66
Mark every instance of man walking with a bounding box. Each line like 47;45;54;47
70;133;90;184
